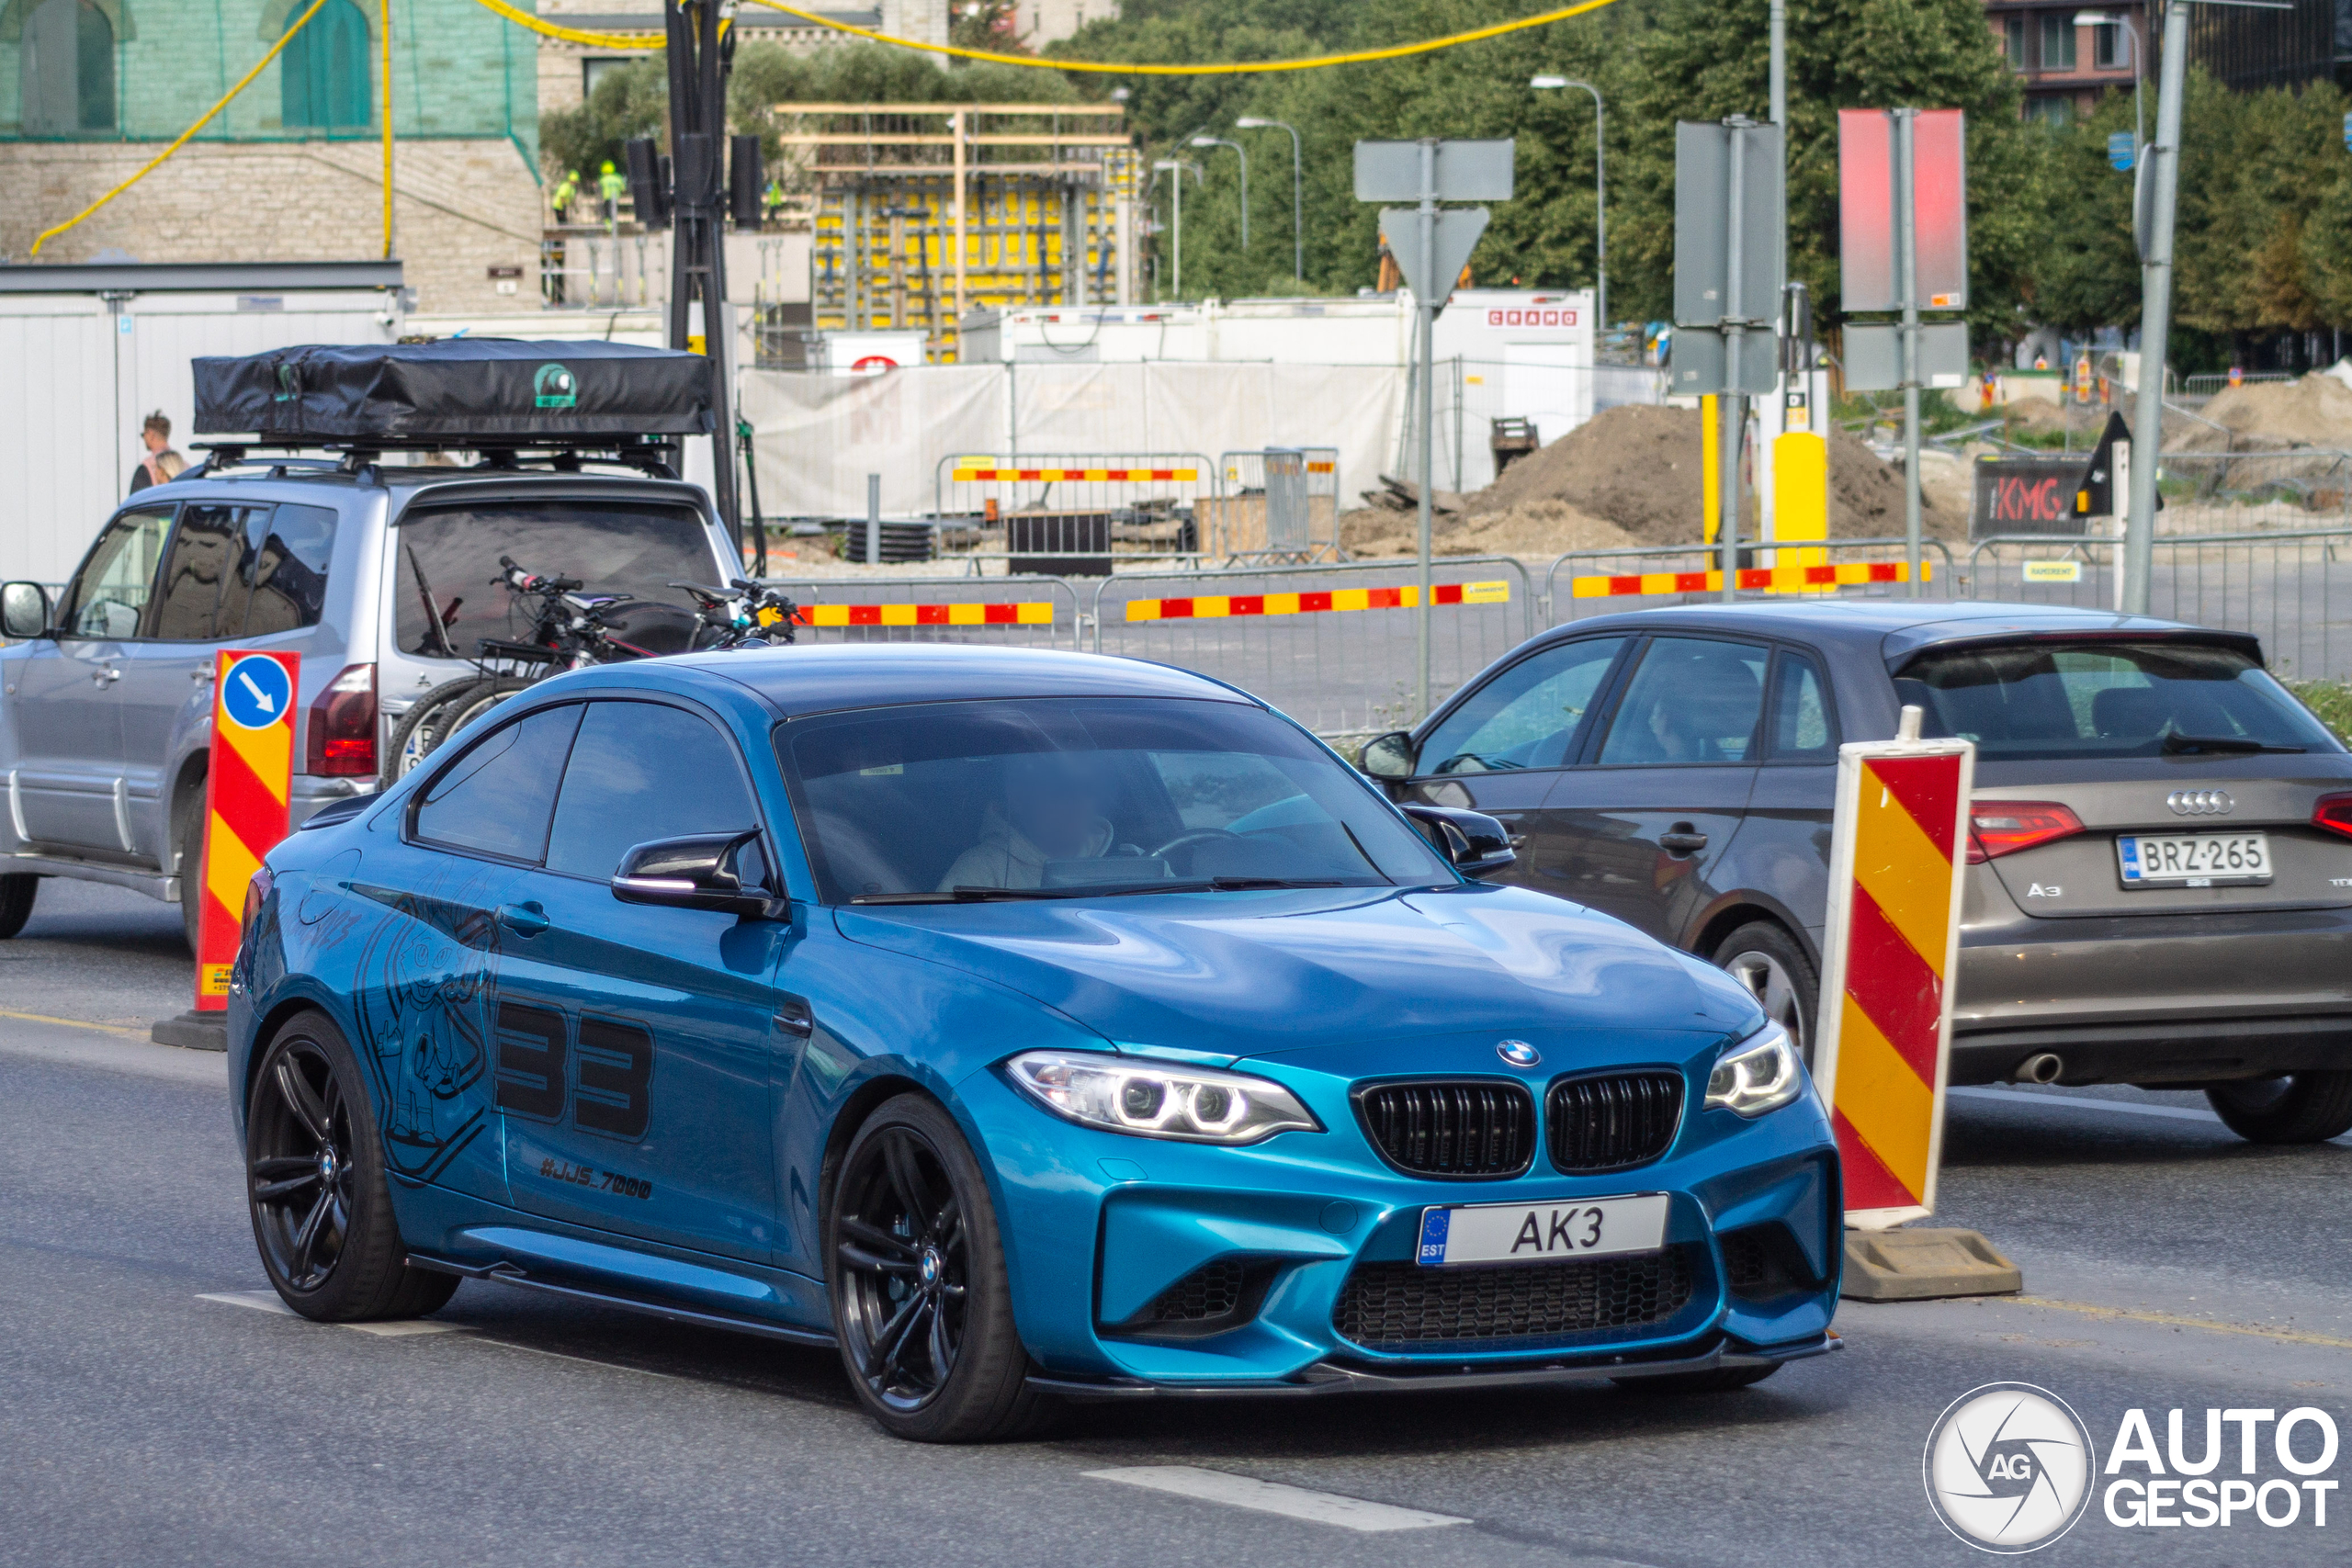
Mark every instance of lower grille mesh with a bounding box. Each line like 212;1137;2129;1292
1332;1249;1694;1348
1142;1258;1247;1322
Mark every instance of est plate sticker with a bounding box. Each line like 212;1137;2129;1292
1417;1193;1670;1268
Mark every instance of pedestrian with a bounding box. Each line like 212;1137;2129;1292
128;410;183;494
551;168;580;224
598;159;626;231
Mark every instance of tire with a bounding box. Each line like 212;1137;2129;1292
825;1093;1045;1442
381;677;527;788
175;788;206;955
1614;1362;1781;1394
245;1009;459;1321
2205;1071;2352;1145
1713;920;1819;1069
0;873;37;940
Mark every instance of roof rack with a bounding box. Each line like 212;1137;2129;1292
189;437;682;482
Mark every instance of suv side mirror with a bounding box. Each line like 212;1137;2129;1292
1358;730;1419;780
612;830;788;919
2;581;51;640
1400;804;1517;878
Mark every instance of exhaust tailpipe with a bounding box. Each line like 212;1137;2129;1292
2014;1053;2064;1085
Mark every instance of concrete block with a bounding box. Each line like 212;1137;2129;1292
1839;1226;2021;1302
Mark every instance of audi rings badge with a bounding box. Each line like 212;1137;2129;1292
2166;789;2235;817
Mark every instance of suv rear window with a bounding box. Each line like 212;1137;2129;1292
394;501;718;660
1893;640;2340;761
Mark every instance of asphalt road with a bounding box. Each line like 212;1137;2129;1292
3;954;2346;1567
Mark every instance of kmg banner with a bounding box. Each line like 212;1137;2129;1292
196;650;297;1011
1810;718;1975;1228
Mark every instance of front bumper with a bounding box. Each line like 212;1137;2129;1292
960;1049;1842;1391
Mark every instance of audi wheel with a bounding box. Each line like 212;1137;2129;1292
1713;921;1819;1069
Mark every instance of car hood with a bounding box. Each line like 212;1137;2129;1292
832;883;1759;1062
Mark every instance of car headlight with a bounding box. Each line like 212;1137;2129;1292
1703;1021;1804;1119
1005;1050;1322;1145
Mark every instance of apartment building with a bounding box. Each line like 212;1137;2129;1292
1989;1;2149;124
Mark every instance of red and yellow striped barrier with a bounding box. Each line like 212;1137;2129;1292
795;602;1055;626
1566;559;1927;600
197;650;298;1010
1813;737;1975;1226
951;467;1197;482
1125;580;1510;622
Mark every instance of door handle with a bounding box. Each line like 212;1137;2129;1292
1658;827;1709;855
498;902;550;937
774;993;814;1039
190;667;215;682
95;667;120;685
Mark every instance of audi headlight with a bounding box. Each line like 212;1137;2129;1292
1703;1021;1804;1119
1006;1051;1322;1145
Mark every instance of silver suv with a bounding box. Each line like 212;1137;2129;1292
0;455;737;948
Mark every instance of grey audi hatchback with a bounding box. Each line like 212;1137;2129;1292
1358;600;2352;1145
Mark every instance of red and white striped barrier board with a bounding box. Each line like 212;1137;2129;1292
1124;580;1510;623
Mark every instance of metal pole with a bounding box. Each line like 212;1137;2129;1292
1192;137;1248;250
2127;0;2193;616
1237;119;1302;277
1896;107;1923;598
1530;82;1605;337
865;472;882;566
1417;138;1437;716
1720;123;1747;603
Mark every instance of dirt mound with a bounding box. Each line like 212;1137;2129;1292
1340;498;1639;559
1458;403;1960;544
2165;372;2352;453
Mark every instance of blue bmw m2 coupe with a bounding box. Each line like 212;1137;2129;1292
228;644;1839;1441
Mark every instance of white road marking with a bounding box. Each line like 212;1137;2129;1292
1085;1466;1468;1533
198;1292;468;1336
1947;1088;2223;1125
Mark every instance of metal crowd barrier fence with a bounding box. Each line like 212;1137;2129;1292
757;574;1086;651
537;231;663;310
2180;370;2295;400
1207;448;1342;562
2154;451;2352;534
933;453;1214;570
1089;557;1535;741
1537;537;1959;626
1962;529;2352;680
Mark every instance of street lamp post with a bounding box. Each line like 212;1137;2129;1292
1190;135;1249;251
2075;10;2144;159
1151;159;1199;299
1235;117;1303;280
1529;75;1605;333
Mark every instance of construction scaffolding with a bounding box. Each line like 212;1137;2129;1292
776;103;1145;361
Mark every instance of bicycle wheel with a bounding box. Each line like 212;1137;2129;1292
380;677;530;787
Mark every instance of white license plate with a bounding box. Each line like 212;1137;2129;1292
1416;1193;1669;1268
2115;831;2272;887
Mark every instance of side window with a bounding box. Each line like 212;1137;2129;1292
544;703;763;881
1417;637;1629;776
1767;650;1838;761
1596;637;1769;765
151;504;263;641
220;503;338;637
413;704;584;863
60;507;173;638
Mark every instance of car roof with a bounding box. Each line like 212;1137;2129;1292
662;643;1259;717
1540;598;2248;666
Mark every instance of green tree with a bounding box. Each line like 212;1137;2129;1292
540;59;669;183
2028;93;2139;333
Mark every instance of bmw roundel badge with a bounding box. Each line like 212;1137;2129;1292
1496;1040;1542;1067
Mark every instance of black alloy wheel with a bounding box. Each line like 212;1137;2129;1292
826;1095;1043;1442
245;1011;458;1321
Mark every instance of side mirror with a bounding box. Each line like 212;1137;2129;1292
612;830;787;919
2;581;51;640
1358;730;1419;780
1400;803;1517;878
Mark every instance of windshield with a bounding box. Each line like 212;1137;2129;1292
394;500;718;660
1893;640;2340;761
777;697;1456;903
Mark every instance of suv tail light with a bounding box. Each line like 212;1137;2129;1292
2314;793;2352;840
1967;800;2085;863
306;663;378;777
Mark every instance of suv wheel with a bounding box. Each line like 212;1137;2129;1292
382;677;526;788
174;789;206;954
246;1010;459;1320
0;873;37;939
2205;1072;2352;1145
1713;921;1818;1068
825;1094;1045;1442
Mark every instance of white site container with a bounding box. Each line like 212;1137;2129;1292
813;331;932;373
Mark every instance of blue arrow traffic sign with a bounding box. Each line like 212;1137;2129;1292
2109;132;2136;172
220;654;293;730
